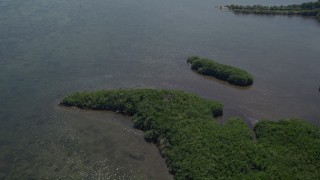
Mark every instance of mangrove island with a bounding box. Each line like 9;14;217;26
61;89;320;179
187;56;253;86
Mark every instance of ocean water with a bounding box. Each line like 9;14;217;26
0;0;319;178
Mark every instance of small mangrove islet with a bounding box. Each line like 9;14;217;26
226;1;320;22
61;89;320;179
187;56;253;86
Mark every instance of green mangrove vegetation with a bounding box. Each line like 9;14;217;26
61;89;320;179
187;56;253;86
226;1;320;22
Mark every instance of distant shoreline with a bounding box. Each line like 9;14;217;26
226;1;320;23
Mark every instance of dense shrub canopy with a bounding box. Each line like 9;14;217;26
187;56;253;86
61;89;320;179
227;2;320;22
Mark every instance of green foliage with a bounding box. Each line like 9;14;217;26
61;89;320;179
227;2;320;22
187;56;253;86
254;119;320;179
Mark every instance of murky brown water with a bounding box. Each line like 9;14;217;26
0;0;319;178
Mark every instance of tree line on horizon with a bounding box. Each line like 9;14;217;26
226;1;320;22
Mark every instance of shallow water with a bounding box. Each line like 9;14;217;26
0;0;320;178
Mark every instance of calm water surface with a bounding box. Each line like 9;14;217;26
0;0;319;178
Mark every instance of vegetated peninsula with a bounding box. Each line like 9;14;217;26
61;89;320;179
226;1;320;22
187;56;253;87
